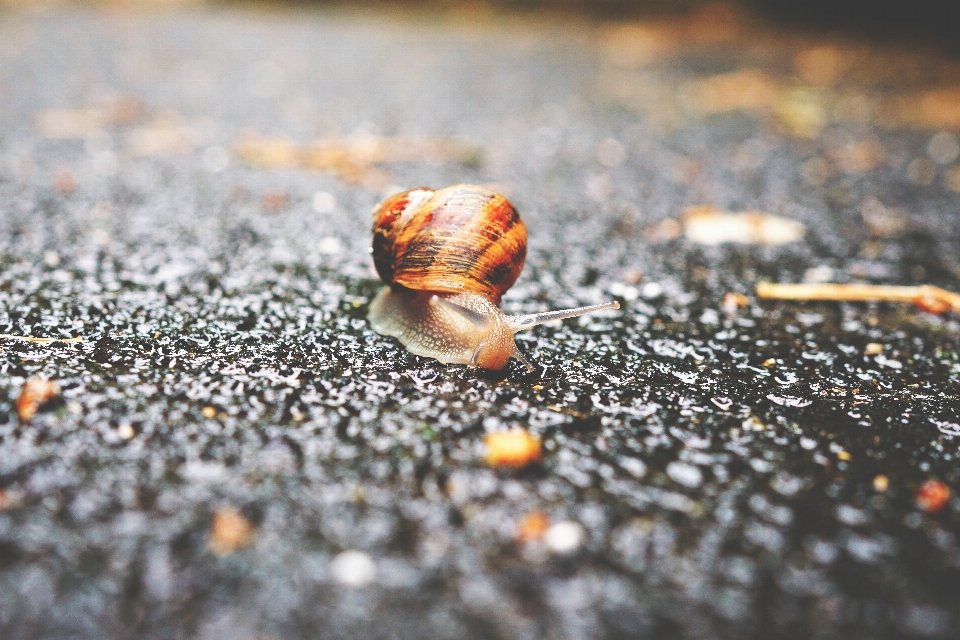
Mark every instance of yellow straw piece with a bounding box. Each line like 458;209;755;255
0;334;85;344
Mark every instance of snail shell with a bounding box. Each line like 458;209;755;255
368;184;619;370
371;185;526;302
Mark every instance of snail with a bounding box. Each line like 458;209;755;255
367;184;619;370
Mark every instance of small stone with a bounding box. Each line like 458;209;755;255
331;550;377;587
117;424;135;440
201;406;217;419
864;343;883;355
312;191;337;213
666;461;703;488
927;131;960;164
640;282;663;299
544;521;584;554
317;237;343;256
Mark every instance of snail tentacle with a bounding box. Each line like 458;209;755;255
505;301;620;333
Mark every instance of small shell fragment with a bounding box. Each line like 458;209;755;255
484;429;542;468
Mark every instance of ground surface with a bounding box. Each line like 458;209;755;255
2;4;960;639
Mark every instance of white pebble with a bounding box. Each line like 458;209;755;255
640;282;663;299
331;550;376;587
928;131;960;164
317;237;342;255
666;461;703;488
545;521;584;554
619;457;647;479
312;191;337;214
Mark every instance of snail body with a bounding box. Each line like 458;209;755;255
368;184;619;370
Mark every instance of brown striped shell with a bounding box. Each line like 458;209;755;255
371;184;527;303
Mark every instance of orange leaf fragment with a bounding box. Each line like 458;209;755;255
484;429;542;468
517;511;550;543
208;508;254;556
916;480;950;513
16;377;61;422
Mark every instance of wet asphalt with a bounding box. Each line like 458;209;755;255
2;3;960;639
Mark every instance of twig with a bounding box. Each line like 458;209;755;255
0;334;85;344
756;282;960;314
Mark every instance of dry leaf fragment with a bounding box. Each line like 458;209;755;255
16;377;61;422
601;23;677;68
484;429;542;468
859;196;907;238
892;88;960;130
33;94;144;139
828;140;883;175
0;489;24;511
683;70;780;115
916;480;950;513
34;108;106;139
261;189;289;212
682;206;805;245
208;508;254;556
721;292;749;314
125;112;197;157
53;170;77;195
517;511;550;543
234;133;482;188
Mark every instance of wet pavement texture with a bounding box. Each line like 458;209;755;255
2;4;960;639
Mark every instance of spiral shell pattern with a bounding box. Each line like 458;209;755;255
371;184;527;303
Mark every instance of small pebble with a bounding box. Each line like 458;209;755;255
331;550;377;587
667;461;703;488
312;191;337;213
864;343;883;355
544;521;584;554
